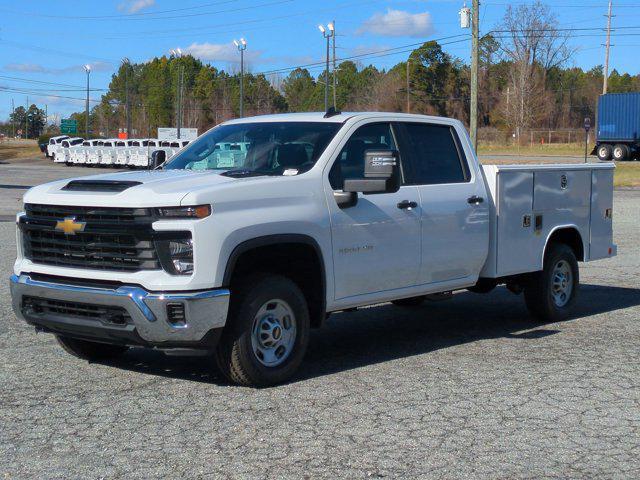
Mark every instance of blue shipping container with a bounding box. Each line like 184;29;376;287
597;92;640;142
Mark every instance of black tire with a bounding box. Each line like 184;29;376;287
215;274;310;387
597;144;612;161
391;296;426;307
524;243;579;322
56;335;128;361
612;144;629;161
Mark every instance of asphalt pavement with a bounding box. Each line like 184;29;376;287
0;161;638;478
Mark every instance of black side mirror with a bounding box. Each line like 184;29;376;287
149;150;166;170
343;149;400;194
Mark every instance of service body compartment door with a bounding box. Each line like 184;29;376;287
589;168;615;260
496;171;537;276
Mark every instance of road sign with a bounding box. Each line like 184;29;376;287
60;119;77;135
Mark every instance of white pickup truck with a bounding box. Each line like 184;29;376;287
10;112;616;386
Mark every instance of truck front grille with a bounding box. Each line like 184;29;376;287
20;204;185;273
22;296;132;326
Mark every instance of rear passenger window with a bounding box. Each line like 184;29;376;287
401;123;469;185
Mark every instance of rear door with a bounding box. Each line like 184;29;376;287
325;122;421;300
396;121;489;286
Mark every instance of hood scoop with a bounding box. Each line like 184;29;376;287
61;180;142;192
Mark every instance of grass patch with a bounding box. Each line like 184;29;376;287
614;162;640;188
0;140;41;161
478;143;586;156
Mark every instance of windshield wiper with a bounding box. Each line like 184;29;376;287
220;169;269;178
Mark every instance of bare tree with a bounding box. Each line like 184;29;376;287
497;1;574;140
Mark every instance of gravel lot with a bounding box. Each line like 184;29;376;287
0;162;638;479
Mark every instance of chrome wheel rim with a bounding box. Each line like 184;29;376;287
599;147;608;158
251;299;296;367
613;147;622;159
551;260;573;308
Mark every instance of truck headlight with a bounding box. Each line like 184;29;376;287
156;205;211;219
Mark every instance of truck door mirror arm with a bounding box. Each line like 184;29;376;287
333;191;358;209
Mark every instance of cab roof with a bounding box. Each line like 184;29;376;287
222;111;453;125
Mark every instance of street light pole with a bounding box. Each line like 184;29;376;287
83;65;91;137
234;39;248;117
319;23;334;112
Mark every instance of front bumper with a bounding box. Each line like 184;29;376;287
10;274;230;348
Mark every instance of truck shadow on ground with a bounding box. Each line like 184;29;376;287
102;283;640;385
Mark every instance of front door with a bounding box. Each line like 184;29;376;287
325;122;421;300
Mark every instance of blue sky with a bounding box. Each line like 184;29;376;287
1;0;639;122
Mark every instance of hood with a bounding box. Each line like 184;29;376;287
23;169;237;208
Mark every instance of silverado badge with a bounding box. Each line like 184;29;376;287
55;217;86;235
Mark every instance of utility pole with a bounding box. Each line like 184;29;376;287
406;60;410;113
234;39;247;117
169;49;184;138
332;20;337;109
319;23;334;112
11;98;15;138
123;58;132;137
84;65;91;137
470;0;479;152
602;0;613;94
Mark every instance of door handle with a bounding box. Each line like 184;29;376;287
467;195;484;205
397;200;418;210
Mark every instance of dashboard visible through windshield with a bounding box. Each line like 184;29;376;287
164;122;342;177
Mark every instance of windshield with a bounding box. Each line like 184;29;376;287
164;122;341;176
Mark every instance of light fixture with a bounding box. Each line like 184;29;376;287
318;24;325;33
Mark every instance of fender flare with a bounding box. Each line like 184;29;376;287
541;225;586;267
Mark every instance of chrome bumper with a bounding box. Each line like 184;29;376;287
10;274;230;346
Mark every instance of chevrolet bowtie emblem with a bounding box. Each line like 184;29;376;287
55;217;86;235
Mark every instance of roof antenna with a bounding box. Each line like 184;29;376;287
324;106;341;118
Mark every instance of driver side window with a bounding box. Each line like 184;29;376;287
328;123;396;190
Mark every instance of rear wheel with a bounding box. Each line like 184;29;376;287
215;274;310;387
391;296;426;307
524;243;579;322
612;144;630;161
56;335;128;361
597;144;612;161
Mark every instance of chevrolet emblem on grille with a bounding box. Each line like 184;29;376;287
55;217;86;235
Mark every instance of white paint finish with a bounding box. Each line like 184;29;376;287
589;168;615;260
328;186;422;299
15;113;617;312
480;163;615;278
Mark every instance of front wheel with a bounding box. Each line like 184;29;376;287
524;243;579;322
56;335;128;361
215;275;310;387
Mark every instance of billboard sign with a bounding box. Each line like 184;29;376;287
157;128;198;141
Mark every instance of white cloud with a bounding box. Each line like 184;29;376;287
357;9;434;38
178;42;262;64
4;63;47;73
118;0;155;13
4;62;113;74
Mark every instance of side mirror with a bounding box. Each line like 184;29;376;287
343;149;400;194
149;150;166;170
